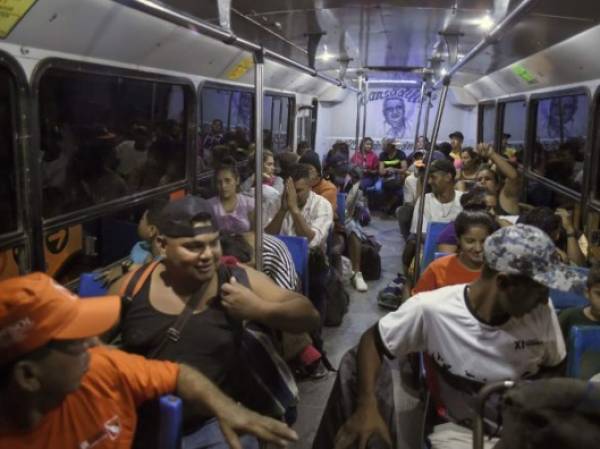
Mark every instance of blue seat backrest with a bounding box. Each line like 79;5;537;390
549;267;589;312
78;273;108;297
337;192;347;223
158;395;183;449
276;235;309;295
567;325;600;379
78;273;183;448
421;222;448;271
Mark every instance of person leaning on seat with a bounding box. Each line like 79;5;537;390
314;224;586;449
0;273;299;449
108;195;319;449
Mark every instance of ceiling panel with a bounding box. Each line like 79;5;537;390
123;1;600;86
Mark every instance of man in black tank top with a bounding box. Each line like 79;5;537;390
109;196;320;449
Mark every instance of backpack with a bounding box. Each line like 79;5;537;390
324;266;350;327
360;235;382;281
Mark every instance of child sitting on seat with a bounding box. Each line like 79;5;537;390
413;210;498;293
559;264;600;339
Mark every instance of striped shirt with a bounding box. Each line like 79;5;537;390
262;234;298;291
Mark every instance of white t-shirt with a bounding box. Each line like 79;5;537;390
378;284;565;423
403;173;419;205
378;284;566;383
410;191;463;234
280;191;333;249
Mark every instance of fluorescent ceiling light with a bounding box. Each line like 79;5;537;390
368;79;420;85
441;68;448;76
477;15;494;31
316;44;335;62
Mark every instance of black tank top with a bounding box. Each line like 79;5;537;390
120;264;245;400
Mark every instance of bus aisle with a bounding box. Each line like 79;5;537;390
293;215;402;448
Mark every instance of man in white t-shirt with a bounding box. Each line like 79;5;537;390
378;159;463;309
313;224;587;449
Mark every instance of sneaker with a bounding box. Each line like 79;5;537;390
377;274;405;310
351;271;368;292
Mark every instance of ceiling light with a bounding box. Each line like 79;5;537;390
316;44;334;62
477;15;494;31
441;68;448;76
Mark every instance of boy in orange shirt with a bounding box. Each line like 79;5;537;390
0;273;297;449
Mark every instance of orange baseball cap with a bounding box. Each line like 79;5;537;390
0;273;120;365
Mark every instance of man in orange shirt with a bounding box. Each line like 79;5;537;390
0;273;297;449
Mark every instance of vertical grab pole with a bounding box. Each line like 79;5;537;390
413;76;451;281
412;80;426;151
254;48;264;271
354;75;363;153
361;76;368;145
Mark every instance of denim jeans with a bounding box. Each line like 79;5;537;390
182;418;259;449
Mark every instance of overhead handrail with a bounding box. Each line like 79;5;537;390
432;0;539;90
115;0;358;92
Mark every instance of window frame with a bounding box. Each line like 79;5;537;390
0;51;30;270
476;100;496;146
586;85;600;211
31;58;197;238
497;95;527;162
526;86;592;200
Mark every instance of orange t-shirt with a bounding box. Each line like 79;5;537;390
413;254;480;294
1;346;179;449
313;179;337;213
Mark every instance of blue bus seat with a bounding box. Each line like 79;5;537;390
275;235;309;296
79;273;183;448
158;395;183;449
567;325;600;379
78;272;108;297
420;222;448;272
550;267;588;312
336;192;347;223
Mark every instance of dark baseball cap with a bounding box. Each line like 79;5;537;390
449;131;464;141
157;196;218;238
428;158;456;178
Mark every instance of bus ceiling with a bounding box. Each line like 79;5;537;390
1;1;600;99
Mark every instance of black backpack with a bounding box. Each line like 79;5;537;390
324;266;350;327
360;236;382;281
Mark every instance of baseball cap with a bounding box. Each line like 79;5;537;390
0;273;120;365
449;131;464;141
484;224;586;294
428;158;457;178
157;195;218;238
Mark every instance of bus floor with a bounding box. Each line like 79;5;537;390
292;215;404;448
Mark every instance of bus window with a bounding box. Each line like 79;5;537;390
39;69;187;219
532;94;589;191
0;245;25;281
47;201;164;284
0;67;18;235
479;103;495;145
271;97;282;151
229;91;252;147
500;100;526;163
279;97;290;151
264;95;273;149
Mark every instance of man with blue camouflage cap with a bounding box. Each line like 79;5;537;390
314;224;577;449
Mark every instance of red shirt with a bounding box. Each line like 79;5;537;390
0;346;179;449
350;151;379;171
413;254;480;294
